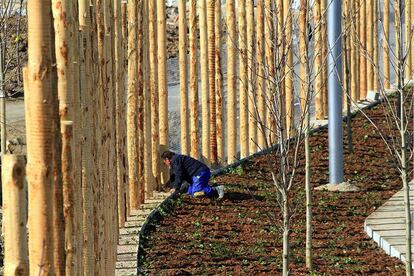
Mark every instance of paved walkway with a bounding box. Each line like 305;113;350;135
116;192;171;276
365;181;414;265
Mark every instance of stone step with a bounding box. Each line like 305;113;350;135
118;235;139;246
116;260;137;269
115;268;137;276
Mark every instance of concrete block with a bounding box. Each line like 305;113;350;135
366;90;380;102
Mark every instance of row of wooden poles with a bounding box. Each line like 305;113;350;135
2;0;410;275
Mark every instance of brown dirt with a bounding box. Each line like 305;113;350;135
139;103;408;275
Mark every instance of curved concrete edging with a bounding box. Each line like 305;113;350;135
130;97;386;275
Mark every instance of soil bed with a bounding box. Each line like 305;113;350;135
140;103;408;275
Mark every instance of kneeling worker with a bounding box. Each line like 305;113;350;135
161;151;225;199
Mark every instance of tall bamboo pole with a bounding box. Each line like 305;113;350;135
157;0;169;185
227;0;237;163
284;0;294;136
215;0;224;164
239;0;248;158
200;0;210;163
144;0;154;198
383;0;390;88
189;0;200;159
25;0;61;272
137;0;145;205
256;0;266;150
313;0;323;119
0;36;5;156
247;0;256;153
179;0;189;155
277;0;285;137
265;0;275;143
149;0;159;193
207;0;217;164
366;0;373;91
127;0;139;208
3;154;28;276
51;1;73;273
359;0;367;99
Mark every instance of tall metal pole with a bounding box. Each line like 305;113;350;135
328;0;343;184
0;41;6;155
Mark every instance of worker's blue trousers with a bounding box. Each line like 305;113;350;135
187;169;215;197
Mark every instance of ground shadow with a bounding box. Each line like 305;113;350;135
224;192;264;201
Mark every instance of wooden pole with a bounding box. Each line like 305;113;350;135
137;0;145;205
239;0;248;158
373;0;379;91
226;0;237;164
277;0;285;137
284;0;294;136
411;0;414;79
25;0;62;272
144;0;154;198
215;0;224;164
366;0;373;91
405;0;411;80
189;0;200;159
114;0;126;227
321;0;328;117
179;0;189;155
3;154;28;276
247;0;256;153
79;0;95;274
313;0;323;119
200;0;210;163
60;121;75;275
383;0;390;88
208;0;218;165
265;0;275;144
127;0;139;209
359;0;367;99
351;0;360;101
149;0;159;193
157;0;169;185
256;0;266;150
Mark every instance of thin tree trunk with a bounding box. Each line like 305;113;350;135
189;0;200;159
226;0;237;163
207;0;217;165
179;0;189;155
351;0;359;102
200;0;210;163
215;0;224;164
157;0;169;185
321;0;328;117
299;0;312;269
247;0;256;154
2;154;28;276
282;196;290;276
25;0;60;272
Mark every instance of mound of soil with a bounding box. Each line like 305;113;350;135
139;103;407;275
